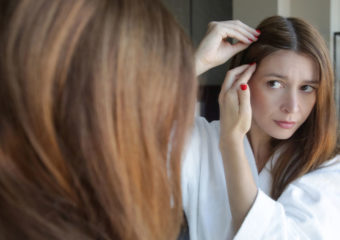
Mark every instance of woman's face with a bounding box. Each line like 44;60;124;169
248;50;319;140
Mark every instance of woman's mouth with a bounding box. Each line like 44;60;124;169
274;120;296;129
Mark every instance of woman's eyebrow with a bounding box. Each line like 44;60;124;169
302;80;319;84
302;80;320;85
263;73;287;79
263;73;319;84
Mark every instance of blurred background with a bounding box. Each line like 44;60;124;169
161;0;340;123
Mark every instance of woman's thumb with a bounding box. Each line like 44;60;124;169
229;42;249;57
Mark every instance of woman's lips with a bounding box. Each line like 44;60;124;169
274;120;296;129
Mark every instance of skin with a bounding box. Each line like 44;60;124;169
195;20;259;75
248;50;318;171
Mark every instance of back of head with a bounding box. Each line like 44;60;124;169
0;0;196;239
231;16;337;199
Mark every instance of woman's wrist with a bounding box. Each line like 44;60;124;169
221;131;245;145
219;133;245;156
195;57;205;76
195;55;214;76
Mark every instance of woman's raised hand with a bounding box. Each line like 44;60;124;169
218;64;256;147
218;64;258;232
195;20;259;75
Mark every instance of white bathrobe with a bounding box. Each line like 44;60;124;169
181;117;340;240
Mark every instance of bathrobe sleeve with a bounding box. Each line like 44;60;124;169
235;155;340;240
181;117;259;240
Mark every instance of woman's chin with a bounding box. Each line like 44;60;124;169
270;131;295;140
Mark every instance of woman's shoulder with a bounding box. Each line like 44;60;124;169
181;116;257;185
307;154;340;178
193;116;220;136
183;116;256;175
282;154;340;197
181;116;221;164
181;117;231;240
243;154;340;239
181;117;221;171
319;154;340;169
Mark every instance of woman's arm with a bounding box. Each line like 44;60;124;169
195;20;259;76
218;64;258;232
181;20;259;240
235;156;340;239
219;66;340;237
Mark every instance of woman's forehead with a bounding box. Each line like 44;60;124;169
256;50;319;82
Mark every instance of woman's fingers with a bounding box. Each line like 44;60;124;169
231;63;256;89
221;22;258;41
195;20;259;75
233;64;256;132
236;20;260;37
219;63;256;113
221;64;251;91
235;64;256;118
212;20;259;42
219;64;255;135
214;26;253;44
226;20;259;37
238;84;251;118
237;82;252;133
225;42;249;59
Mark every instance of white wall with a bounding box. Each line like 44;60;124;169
331;0;340;53
278;0;290;17
331;0;340;114
233;0;277;28
290;0;330;47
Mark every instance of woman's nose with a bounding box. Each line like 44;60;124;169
280;91;299;114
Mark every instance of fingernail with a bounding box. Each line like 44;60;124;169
250;62;256;65
240;84;248;91
256;29;261;34
248;38;253;42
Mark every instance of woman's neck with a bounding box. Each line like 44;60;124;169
248;123;272;173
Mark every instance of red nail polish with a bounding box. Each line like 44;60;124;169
250;62;256;65
240;84;248;91
248;38;253;42
256;29;261;34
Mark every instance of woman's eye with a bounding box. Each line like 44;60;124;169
301;85;315;93
267;80;282;89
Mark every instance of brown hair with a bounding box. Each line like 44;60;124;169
0;0;196;239
231;16;338;199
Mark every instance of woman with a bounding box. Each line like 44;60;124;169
0;0;197;239
182;16;339;239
